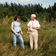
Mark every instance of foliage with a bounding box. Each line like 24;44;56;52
0;6;9;18
21;15;29;22
2;16;14;25
0;22;56;56
0;2;56;22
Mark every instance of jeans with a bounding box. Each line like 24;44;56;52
13;32;25;49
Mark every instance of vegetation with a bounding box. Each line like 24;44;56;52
0;21;56;56
0;2;56;22
0;2;56;56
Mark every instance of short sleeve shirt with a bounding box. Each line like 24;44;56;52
27;20;40;31
11;21;20;32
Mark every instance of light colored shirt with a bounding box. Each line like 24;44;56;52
27;20;40;31
11;21;20;32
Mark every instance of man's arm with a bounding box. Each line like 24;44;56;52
32;21;40;30
27;26;31;31
36;27;40;30
32;26;40;30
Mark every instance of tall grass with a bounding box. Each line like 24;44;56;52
0;22;56;56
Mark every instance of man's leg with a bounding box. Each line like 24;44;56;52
30;33;33;50
34;31;38;50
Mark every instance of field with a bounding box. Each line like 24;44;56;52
0;22;56;56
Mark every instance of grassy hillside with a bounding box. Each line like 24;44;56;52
0;22;56;56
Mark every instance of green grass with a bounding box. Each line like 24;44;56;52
0;22;56;56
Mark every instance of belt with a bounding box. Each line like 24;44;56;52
17;32;20;33
30;30;37;32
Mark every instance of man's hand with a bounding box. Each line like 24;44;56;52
32;26;40;30
32;26;36;29
28;28;30;32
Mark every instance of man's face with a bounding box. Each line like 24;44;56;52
31;16;34;20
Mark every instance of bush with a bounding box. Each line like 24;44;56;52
2;15;14;25
21;15;29;22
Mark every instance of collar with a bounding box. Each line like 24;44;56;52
31;19;36;22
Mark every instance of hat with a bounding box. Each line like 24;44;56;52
31;14;36;17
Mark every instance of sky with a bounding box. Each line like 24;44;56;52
0;0;56;8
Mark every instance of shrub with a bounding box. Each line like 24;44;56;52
21;15;29;22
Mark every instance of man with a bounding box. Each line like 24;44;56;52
27;14;40;50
